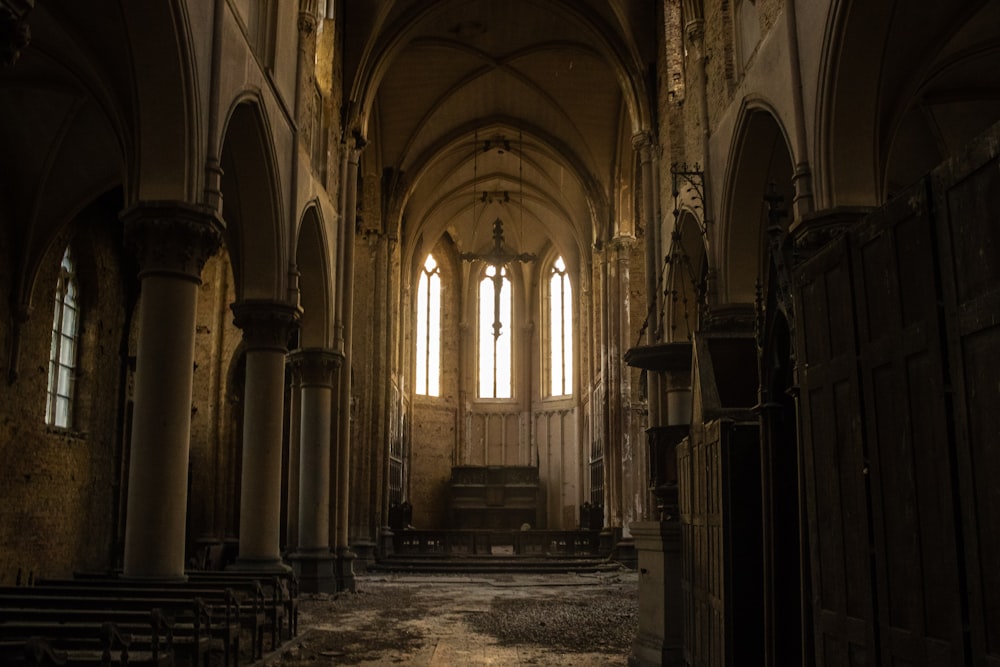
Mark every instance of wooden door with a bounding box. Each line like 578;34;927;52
794;236;876;666
932;132;1000;667
852;181;965;665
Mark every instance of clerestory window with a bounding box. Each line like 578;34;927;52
478;264;512;399
548;256;573;396
415;254;441;396
46;246;80;428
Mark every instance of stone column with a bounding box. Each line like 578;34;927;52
231;299;300;570
629;521;684;667
633;133;662;427
334;140;361;591
121;201;223;580
285;361;302;552
288;348;340;593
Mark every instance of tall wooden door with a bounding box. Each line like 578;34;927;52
932;132;1000;667
795;236;876;666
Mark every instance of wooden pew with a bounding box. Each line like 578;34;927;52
27;581;258;661
0;612;173;666
72;567;300;642
185;572;298;640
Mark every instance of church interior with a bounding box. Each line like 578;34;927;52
1;0;999;664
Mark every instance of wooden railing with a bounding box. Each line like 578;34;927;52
392;529;603;557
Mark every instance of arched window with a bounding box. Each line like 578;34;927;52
415;254;441;396
549;256;573;396
478;264;512;399
46;247;80;428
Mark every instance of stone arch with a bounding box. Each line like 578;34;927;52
719;105;794;305
347;0;653;139
219;99;286;301
295;205;334;348
120;1;201;202
817;0;1000;206
396;121;602;282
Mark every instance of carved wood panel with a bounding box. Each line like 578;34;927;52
679;419;762;667
794;236;876;666
932;132;1000;666
852;182;965;665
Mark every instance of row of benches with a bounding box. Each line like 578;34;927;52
0;569;299;666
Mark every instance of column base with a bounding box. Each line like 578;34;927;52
289;550;336;594
351;541;377;570
629;632;685;667
599;526;621;554
335;548;357;592
120;572;188;583
613;537;638;570
227;557;292;574
379;527;395;558
629;521;684;667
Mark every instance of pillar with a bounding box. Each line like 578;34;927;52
288;348;340;593
333;139;361;591
285;360;302;552
231;299;300;570
633;133;662;426
121;201;223;580
629;521;684;667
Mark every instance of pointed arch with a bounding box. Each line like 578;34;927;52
719;103;794;305
121;0;201;202
346;0;652;139
295;204;333;348
219;98;286;301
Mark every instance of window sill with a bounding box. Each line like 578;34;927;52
45;425;89;441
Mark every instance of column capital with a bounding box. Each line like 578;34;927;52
609;235;636;253
297;11;316;34
232;299;301;352
288;348;341;387
122;201;223;282
631;132;657;160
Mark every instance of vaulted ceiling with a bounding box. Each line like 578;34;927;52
342;0;658;271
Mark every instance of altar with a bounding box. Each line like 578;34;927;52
448;465;544;530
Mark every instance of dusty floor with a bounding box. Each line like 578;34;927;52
260;571;638;666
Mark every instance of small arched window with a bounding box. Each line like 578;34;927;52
548;256;573;396
478;264;512;399
415;254;441;396
46;247;80;428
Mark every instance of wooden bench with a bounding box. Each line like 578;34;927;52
28;578;269;665
0;611;173;666
72;568;300;642
2;587;241;665
186;572;298;640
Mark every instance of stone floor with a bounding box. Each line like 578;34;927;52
258;570;639;666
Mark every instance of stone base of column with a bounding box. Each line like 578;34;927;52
228;557;292;574
629;632;685;667
599;526;621;555
351;541;377;570
289;550;336;594
335;548;357;592
629;521;684;667
613;537;638;570
379;527;395;558
120;572;188;583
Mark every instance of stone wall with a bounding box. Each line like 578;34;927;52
187;250;242;557
0;197;132;583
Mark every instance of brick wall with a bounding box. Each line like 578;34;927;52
0;202;132;583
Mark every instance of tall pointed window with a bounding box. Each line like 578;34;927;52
549;256;573;396
415;254;441;396
46;247;80;428
478;264;512;398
